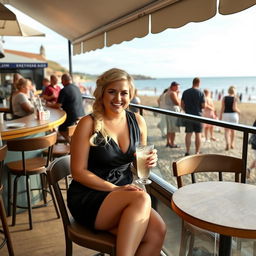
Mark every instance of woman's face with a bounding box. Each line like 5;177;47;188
102;80;130;114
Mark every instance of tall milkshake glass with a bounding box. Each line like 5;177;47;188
135;144;154;185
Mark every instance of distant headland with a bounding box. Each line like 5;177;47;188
72;72;154;81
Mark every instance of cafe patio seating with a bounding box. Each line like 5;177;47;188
46;155;116;256
0;144;14;256
172;154;245;256
6;132;60;230
49;124;77;158
43;124;77;190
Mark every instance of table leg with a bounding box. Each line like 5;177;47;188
219;234;231;256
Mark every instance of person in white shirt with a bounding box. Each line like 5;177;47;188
12;78;34;118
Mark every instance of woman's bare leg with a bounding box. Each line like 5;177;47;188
224;128;230;150
135;209;166;256
230;129;235;148
95;190;151;256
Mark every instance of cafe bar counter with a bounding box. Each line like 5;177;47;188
0;107;66;213
0;107;66;141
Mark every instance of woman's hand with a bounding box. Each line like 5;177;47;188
146;149;158;168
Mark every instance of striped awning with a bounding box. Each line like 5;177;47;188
2;0;255;54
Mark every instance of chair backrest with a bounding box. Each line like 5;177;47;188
6;132;57;152
46;155;71;227
173;154;244;188
7;132;57;168
0;145;7;186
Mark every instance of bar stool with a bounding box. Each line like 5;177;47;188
0;145;14;256
6;132;60;230
43;125;77;159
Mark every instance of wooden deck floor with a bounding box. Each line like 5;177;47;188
0;198;98;256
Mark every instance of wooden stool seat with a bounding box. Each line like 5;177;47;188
6;132;60;230
7;157;47;174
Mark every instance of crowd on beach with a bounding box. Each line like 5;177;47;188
148;77;256;177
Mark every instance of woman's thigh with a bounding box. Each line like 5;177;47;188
95;190;150;231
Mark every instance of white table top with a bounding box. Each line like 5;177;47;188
171;181;256;238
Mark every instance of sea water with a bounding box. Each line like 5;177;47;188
83;76;256;102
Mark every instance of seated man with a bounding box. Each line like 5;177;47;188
47;74;85;141
43;75;61;103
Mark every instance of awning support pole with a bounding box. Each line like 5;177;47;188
68;40;73;77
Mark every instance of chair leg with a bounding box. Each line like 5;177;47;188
236;238;242;256
0;195;15;256
40;173;47;204
45;173;60;219
7;173;12;217
179;220;191;256
26;176;33;230
12;175;20;227
65;234;73;256
253;241;256;256
187;234;195;256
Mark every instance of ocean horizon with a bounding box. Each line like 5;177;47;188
83;76;256;103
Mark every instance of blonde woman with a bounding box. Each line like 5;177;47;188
11;78;34;118
202;89;217;142
220;85;240;150
67;68;166;256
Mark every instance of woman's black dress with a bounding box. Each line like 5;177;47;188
67;111;140;229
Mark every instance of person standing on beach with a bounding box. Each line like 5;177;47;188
129;88;141;113
220;85;240;150
202;89;217;142
181;77;205;156
157;88;168;138
165;81;181;148
247;120;256;178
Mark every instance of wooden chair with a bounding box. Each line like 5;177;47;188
172;154;244;256
6;132;60;230
46;155;116;256
49;124;77;158
0;145;14;256
44;124;77;190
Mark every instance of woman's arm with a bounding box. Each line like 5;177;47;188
220;97;225;120
205;98;215;111
170;91;180;106
232;98;240;114
135;113;157;168
21;101;34;114
70;115;118;191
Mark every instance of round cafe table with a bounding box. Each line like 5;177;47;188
171;181;256;256
0;107;66;140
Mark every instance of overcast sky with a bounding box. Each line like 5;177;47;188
3;5;256;78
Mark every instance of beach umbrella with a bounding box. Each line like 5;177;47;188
0;3;45;37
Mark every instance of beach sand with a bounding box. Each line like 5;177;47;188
139;95;256;186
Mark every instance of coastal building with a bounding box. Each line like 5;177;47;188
0;46;48;98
